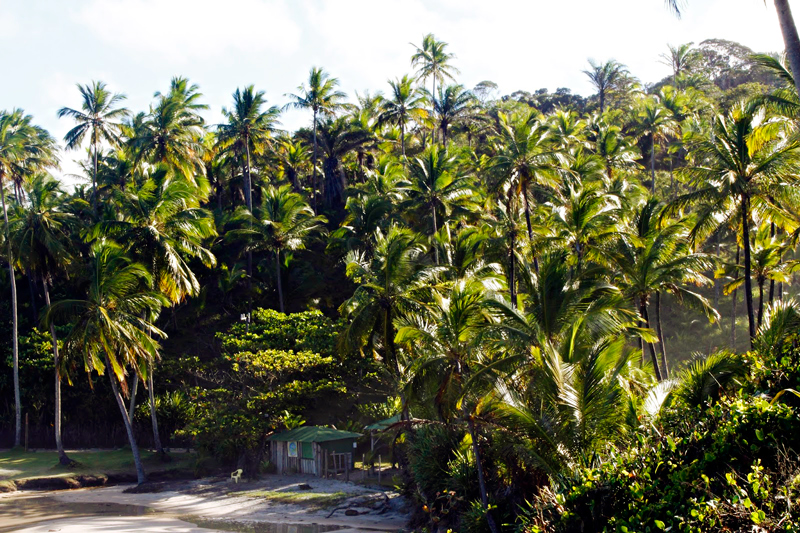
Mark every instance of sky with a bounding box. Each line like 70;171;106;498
0;0;792;186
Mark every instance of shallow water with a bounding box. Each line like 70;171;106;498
0;494;346;532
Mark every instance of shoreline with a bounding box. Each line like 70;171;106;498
0;474;409;532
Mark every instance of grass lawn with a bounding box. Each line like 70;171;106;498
0;448;195;482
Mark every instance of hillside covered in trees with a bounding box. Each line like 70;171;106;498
3;26;800;531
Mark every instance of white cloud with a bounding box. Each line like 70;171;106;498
73;0;302;62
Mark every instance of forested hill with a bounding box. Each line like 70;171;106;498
3;32;800;530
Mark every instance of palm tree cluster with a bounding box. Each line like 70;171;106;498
1;34;800;510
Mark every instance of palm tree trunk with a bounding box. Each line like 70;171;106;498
431;203;439;265
105;353;146;485
312;109;318;213
384;308;399;376
509;234;517;308
757;277;765;329
650;135;656;195
275;251;284;313
42;279;71;465
0;182;21;447
775;0;800;101
148;364;163;455
244;136;253;212
731;243;739;350
769;223;776;306
521;186;539;274
741;195;756;344
640;299;663;381
467;415;499;533
128;373;138;422
400;121;406;159
28;275;38;323
432;74;436;145
92;135;98;213
655;291;669;379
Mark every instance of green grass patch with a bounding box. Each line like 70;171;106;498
0;449;195;481
232;489;349;509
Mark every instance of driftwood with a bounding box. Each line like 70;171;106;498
325;491;392;518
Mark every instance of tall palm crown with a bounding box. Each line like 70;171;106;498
130;77;208;183
582;59;628;114
411;33;460;144
431;84;474;148
217;86;280;212
285;68;348;211
636;95;680;193
378;75;427;158
58;81;129;211
230;184;326;312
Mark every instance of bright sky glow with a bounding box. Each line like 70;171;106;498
0;0;791;185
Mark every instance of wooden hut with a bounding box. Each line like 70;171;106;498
268;426;361;477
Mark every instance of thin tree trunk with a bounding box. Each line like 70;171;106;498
641;300;663;381
28;275;38;323
655;291;669;379
521;185;539;274
275;251;284;313
467;415;499;533
43;279;71;465
384;308;399;376
769;223;776;306
244;136;253;212
0;182;20;447
105;353;146;485
312;109;318;213
400;121;406;159
757;277;765;329
741;195;756;345
731;244;739;350
148;364;163;455
775;0;800;101
128;372;138;423
431;203;439;265
650;135;656;195
509;233;517;308
92;135;98;214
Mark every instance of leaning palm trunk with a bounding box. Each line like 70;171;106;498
655;291;669;379
148;363;163;455
467;415;499;533
640;298;663;381
431;203;439;265
42;278;71;465
775;0;800;101
105;352;147;485
0;182;20;447
128;373;138;422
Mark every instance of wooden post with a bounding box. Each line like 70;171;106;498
24;413;28;452
345;453;350;482
324;452;328;479
378;454;381;484
362;453;366;481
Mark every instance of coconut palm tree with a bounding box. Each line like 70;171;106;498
340;226;436;376
0;109;57;448
229;184;326;313
285;68;348;211
396;279;500;533
89;166;216;454
58;81;129;212
659;43;699;86
582;59;628;114
587;121;641;183
47;241;166;485
678;103;800;344
431;84;474;148
406;146;474;263
378;75;427;158
636;96;680;194
411;34;460;144
216;86;280;212
9;175;79;464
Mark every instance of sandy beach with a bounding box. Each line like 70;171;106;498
0;475;409;532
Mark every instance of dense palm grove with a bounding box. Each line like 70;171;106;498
4;32;800;531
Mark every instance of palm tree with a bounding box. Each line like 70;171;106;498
587;121;641;183
230;184;326;313
89;166;216;454
636;96;679;194
47;242;166;485
582;59;628;114
340;226;435;376
608;199;718;379
489;110;563;268
0;109;57;448
406;146;474;263
668;0;800;101
378;75;427;158
411;34;460;144
9;175;78;464
129;77;207;183
678;103;800;344
217;86;280;212
285;68;348;211
58;81;129;212
659;43;698;86
397;280;500;533
431;84;474;148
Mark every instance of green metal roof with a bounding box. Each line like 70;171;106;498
267;426;362;443
364;414;402;431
